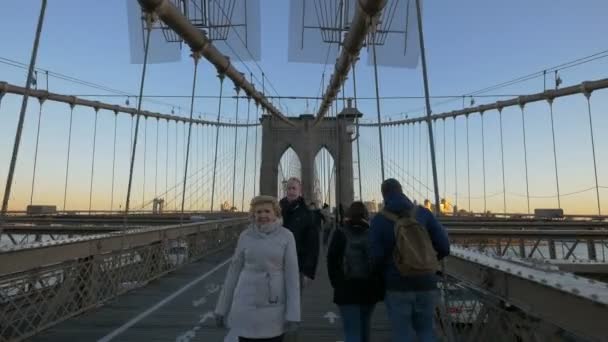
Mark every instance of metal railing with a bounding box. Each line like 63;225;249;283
0;217;247;342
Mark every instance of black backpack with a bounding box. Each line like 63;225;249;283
341;226;372;280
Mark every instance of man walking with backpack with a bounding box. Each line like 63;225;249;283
369;179;450;342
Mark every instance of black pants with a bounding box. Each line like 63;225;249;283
239;335;283;342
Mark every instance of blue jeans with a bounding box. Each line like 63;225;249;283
384;290;438;342
338;304;375;342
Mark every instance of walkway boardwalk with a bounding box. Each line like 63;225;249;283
32;245;392;342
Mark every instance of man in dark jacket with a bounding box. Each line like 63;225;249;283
369;178;450;342
280;177;320;289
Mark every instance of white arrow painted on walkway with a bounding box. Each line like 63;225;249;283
206;283;221;294
199;311;215;324
323;311;339;324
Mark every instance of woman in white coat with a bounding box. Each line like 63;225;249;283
215;195;301;342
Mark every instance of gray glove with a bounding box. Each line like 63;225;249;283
285;321;299;332
215;314;225;328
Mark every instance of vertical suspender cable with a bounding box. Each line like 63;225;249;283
241;96;251;211
232;86;241;210
30;98;45;205
548;99;561;209
165;119;169;206
584;93;602;215
211;74;225;211
2;0;46;215
453;117;458;213
418;122;422;203
181;56;201;216
466;115;471;212
415;0;441;214
110;111;118;212
352;59;363;201
498;108;507;214
371;28;386;181
406;123;410;194
88;109;99;213
174;121;178;211
155;118;159;202
124;17;152;216
63;105;74;211
142;118;147;208
520;103;531;214
442;119;446;201
253;102;259;197
481;113;487;214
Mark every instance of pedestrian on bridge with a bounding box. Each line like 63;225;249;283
215;195;301;342
369;179;450;342
327;201;384;342
279;177;320;290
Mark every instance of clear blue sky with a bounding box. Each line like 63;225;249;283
0;0;607;213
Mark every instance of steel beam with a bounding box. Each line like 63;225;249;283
446;247;608;340
136;0;292;126
0;81;257;127
314;0;388;123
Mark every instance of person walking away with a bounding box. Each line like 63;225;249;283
369;179;450;342
215;195;300;342
327;201;384;342
279;177;320;290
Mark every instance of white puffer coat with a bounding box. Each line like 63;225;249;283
215;222;301;339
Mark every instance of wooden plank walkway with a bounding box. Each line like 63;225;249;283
32;245;392;342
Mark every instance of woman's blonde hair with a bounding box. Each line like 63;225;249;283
249;195;281;219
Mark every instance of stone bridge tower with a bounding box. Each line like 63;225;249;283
259;101;362;209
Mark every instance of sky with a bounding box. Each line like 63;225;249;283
0;0;607;214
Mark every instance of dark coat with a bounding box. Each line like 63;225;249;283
369;192;450;292
327;221;384;306
280;197;320;279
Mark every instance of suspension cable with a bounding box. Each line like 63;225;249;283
110;111;118;211
1;0;46;215
370;28;386;181
88;108;99;212
415;0;441;214
62;105;74;211
498;108;507;214
181;56;201;216
211;73;225;211
124;17;152;216
585;94;602;215
29;98;45;205
520;104;531;214
547;99;561;208
481;112;487;213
